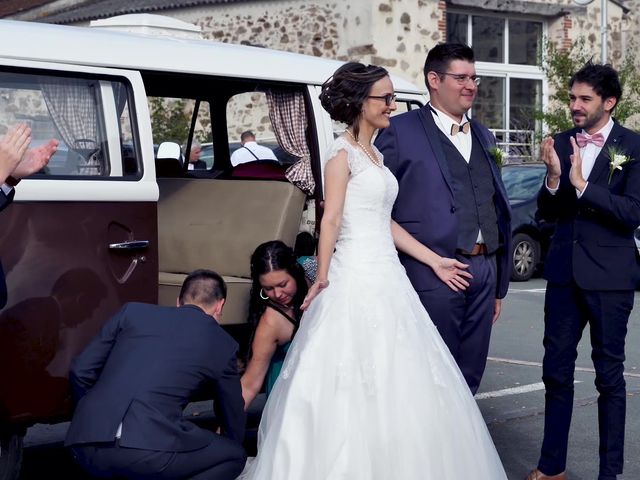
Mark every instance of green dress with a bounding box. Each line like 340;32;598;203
265;341;291;396
263;302;299;396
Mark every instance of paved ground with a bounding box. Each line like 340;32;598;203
18;278;640;479
483;279;640;479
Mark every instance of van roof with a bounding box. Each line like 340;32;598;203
0;18;424;93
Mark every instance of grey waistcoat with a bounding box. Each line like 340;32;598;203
437;129;499;254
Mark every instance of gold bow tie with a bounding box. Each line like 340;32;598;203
451;122;470;135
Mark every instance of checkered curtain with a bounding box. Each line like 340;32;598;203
40;78;102;175
266;90;315;195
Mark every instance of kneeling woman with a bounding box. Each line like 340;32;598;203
241;240;309;409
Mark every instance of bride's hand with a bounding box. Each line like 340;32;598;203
432;257;472;292
301;279;329;310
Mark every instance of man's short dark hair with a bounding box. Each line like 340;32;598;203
569;61;622;109
179;269;227;307
423;43;475;90
240;131;255;142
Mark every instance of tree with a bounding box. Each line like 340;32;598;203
536;37;640;136
148;97;190;145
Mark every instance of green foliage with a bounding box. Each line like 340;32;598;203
149;97;190;145
536;37;640;135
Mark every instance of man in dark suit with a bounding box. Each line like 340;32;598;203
65;269;247;480
527;63;640;480
1;123;57;308
375;43;511;394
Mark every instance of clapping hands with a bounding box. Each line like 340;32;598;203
568;136;586;192
540;136;586;191
540;136;561;189
0;123;58;184
0;124;31;183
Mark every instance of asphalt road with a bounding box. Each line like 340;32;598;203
18;278;640;479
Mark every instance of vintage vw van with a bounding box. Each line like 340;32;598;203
0;15;426;478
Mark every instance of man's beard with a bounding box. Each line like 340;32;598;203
572;104;605;130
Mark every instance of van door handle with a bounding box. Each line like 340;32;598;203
109;240;150;251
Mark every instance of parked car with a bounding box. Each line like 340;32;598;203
501;163;555;281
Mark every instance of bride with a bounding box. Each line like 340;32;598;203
238;62;507;479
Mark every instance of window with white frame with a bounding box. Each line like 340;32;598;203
447;12;545;160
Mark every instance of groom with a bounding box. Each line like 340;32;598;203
375;43;511;394
527;63;640;480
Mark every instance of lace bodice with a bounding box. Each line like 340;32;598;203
324;136;399;261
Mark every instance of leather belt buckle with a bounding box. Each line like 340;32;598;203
469;243;487;256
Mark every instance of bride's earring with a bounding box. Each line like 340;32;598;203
260;289;269;300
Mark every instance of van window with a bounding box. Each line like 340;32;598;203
142;71;315;181
0;68;139;178
148;96;212;155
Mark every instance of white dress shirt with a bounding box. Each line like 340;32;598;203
429;103;472;162
546;117;614;197
230;141;278;167
429;103;485;244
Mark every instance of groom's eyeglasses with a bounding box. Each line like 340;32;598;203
367;94;397;106
434;71;481;86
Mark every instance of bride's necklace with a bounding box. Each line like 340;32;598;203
345;129;382;168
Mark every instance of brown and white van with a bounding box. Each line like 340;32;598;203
0;14;426;479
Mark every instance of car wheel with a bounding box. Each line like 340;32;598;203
510;233;540;282
0;430;23;480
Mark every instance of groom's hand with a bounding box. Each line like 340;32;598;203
492;298;502;324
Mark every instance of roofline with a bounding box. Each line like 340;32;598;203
0;19;423;93
33;0;257;25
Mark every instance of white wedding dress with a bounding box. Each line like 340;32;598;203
239;136;507;479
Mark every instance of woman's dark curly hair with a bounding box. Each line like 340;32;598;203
319;62;389;139
248;240;308;330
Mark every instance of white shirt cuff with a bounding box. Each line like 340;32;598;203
576;182;589;198
545;176;559;195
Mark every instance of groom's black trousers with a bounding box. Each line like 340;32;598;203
538;282;632;479
416;253;497;394
71;435;246;480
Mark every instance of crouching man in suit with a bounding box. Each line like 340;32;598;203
65;269;246;480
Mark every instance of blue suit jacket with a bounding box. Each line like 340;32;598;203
375;106;512;298
537;122;640;290
1;187;14;308
65;302;246;451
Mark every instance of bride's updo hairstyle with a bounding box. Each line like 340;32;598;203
319;62;389;140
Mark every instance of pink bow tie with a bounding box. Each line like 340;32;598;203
576;132;605;148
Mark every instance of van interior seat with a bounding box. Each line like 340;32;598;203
157;178;306;325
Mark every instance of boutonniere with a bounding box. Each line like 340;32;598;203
488;146;506;168
606;146;632;184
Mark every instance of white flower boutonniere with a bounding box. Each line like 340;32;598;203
488;146;506;168
606;146;632;184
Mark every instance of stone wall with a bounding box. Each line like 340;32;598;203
166;0;629;85
135;0;637;137
6;0;637;140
